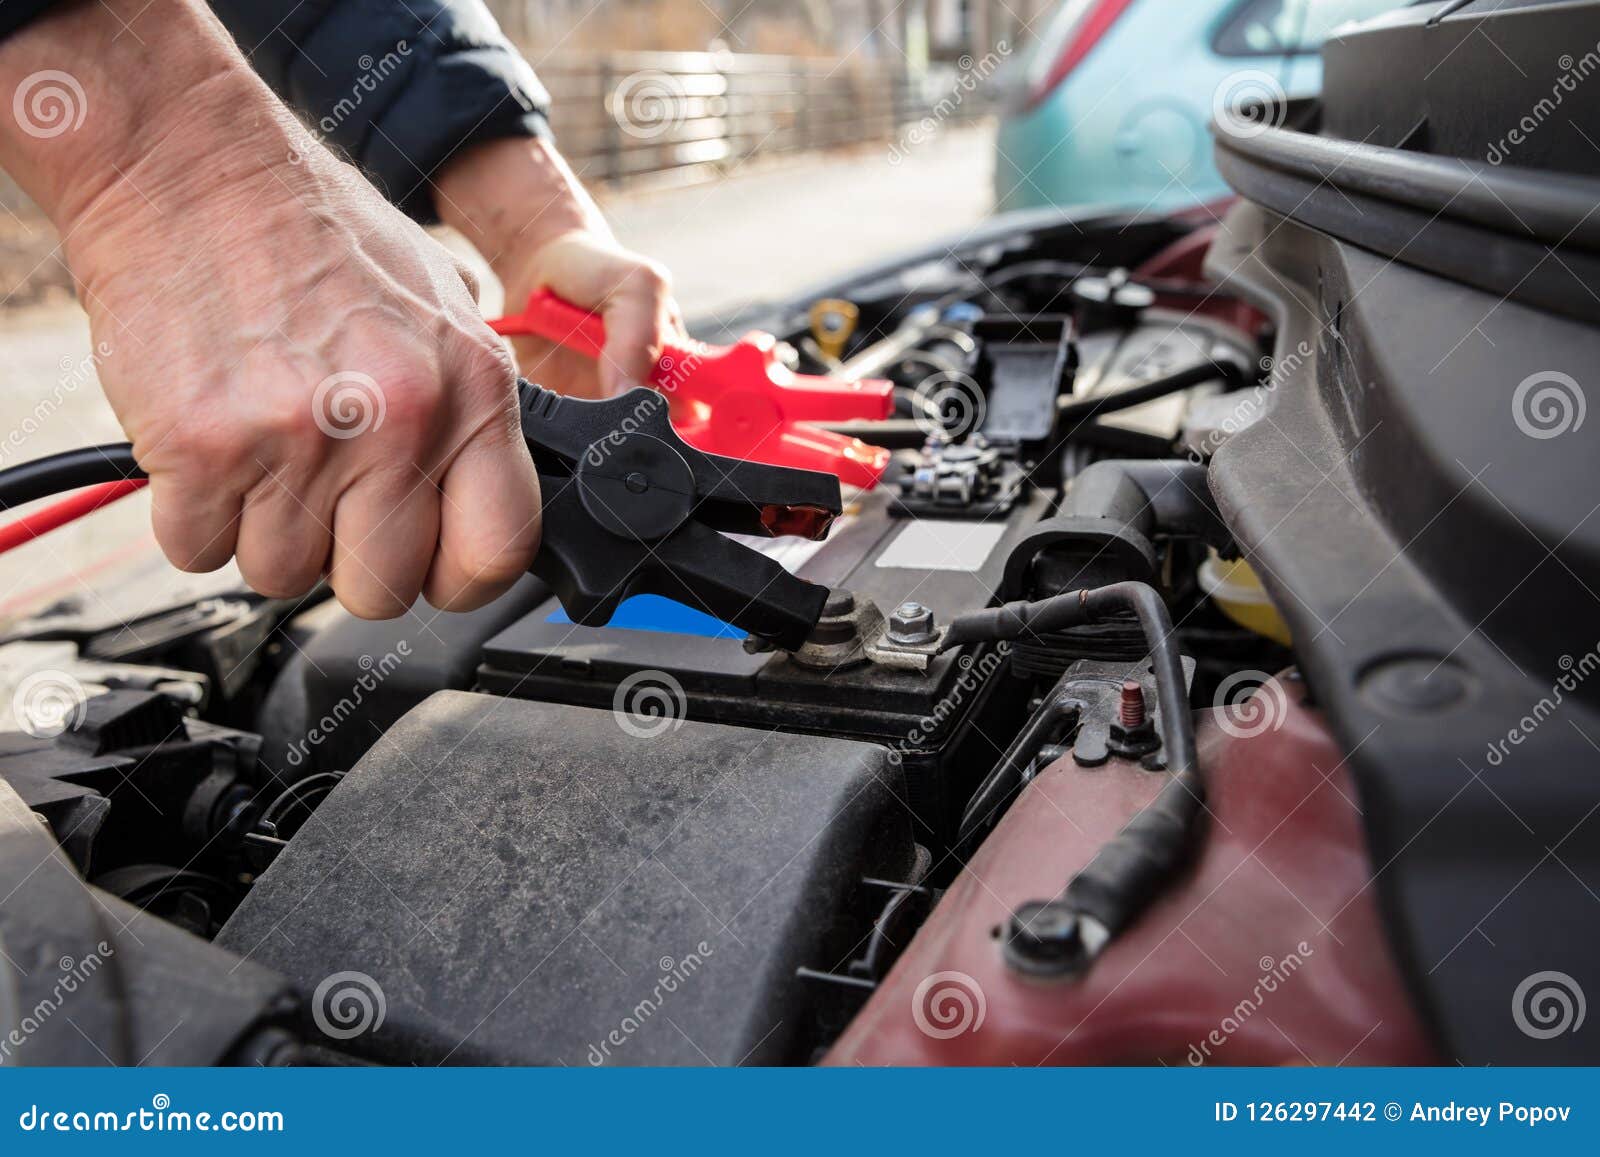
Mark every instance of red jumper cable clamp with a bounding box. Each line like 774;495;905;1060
489;289;894;489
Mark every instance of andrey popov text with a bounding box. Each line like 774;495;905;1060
1214;1101;1573;1127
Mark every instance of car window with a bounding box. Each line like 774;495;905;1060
1214;0;1402;56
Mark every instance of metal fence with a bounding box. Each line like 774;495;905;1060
0;52;998;215
538;51;998;187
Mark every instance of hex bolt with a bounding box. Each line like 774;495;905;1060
887;601;936;644
1003;899;1086;976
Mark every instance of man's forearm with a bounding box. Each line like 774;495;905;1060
435;136;606;281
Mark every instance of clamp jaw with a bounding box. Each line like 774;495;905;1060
492;290;895;489
518;378;840;652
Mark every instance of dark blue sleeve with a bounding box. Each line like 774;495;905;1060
0;0;61;38
211;0;552;222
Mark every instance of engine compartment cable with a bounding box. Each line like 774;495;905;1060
942;581;1203;964
1056;358;1243;426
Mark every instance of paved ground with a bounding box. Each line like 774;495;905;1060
602;125;996;323
0;125;996;623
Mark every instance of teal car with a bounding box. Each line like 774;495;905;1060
994;0;1405;213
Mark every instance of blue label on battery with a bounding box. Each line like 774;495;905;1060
545;594;742;639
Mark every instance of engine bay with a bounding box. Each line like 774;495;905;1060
2;189;1595;1065
0;206;1289;1062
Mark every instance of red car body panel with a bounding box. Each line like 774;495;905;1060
827;676;1438;1066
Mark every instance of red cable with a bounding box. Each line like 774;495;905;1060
0;478;148;555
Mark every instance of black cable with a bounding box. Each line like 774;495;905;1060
972;260;1093;310
1056;359;1243;427
945;581;1202;951
0;443;143;511
957;694;1083;844
945;582;1194;775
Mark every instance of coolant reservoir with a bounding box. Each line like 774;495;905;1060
1199;548;1291;646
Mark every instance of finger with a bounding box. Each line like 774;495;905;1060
233;473;334;600
598;297;665;395
147;473;241;574
598;283;671;396
424;424;540;612
327;471;440;619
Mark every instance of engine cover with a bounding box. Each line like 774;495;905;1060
218;692;912;1065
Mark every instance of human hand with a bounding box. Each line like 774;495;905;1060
0;0;540;619
435;137;680;399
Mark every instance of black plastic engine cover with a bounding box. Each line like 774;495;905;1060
217;692;912;1065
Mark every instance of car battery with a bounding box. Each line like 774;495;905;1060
477;486;1054;848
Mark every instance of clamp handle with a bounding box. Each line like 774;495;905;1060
492;290;895;489
491;288;607;358
517;379;838;651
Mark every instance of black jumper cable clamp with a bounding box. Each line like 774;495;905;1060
0;377;843;654
516;378;841;652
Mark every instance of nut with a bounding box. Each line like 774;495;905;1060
887;601;936;644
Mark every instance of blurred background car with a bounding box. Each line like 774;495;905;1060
993;0;1406;213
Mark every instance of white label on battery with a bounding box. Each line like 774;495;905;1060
723;514;854;575
874;520;1006;572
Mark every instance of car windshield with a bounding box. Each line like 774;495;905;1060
1216;0;1404;55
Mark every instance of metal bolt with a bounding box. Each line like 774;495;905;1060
823;589;856;617
1118;680;1147;729
887;601;935;644
1004;900;1086;976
